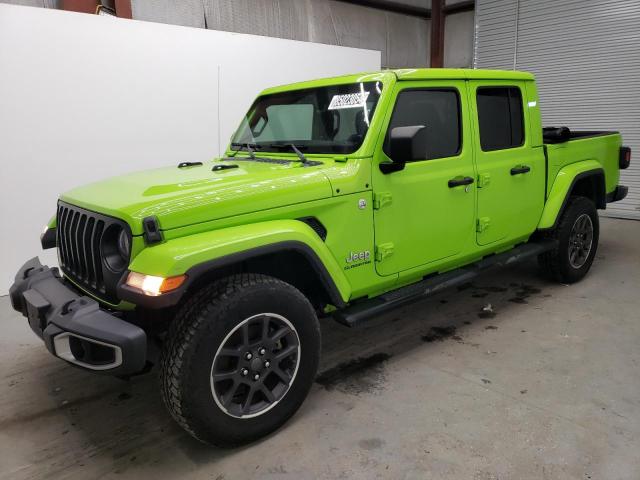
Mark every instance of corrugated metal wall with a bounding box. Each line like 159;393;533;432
472;0;517;70
474;0;640;220
131;0;430;68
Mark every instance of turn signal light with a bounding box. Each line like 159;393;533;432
126;272;187;296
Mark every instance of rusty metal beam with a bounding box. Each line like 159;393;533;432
114;0;132;18
320;1;476;69
430;0;445;67
62;0;131;17
61;0;98;14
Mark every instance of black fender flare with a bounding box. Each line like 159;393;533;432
118;240;346;309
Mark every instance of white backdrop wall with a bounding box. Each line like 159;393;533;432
0;4;380;294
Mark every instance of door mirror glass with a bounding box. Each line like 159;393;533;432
381;125;428;173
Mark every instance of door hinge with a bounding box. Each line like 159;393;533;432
375;242;394;262
476;217;491;233
373;192;393;210
477;173;491;188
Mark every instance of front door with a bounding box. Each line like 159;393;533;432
468;82;545;245
372;81;476;276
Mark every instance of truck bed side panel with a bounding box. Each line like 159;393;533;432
545;133;621;196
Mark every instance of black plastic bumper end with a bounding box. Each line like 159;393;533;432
9;258;147;376
606;185;628;203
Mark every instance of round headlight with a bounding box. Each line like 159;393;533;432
117;228;131;259
102;225;130;273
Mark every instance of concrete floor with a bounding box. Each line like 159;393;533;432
1;217;639;480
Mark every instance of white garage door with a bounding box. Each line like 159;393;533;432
474;0;640;220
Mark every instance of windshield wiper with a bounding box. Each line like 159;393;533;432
289;144;310;165
264;143;313;165
230;142;258;159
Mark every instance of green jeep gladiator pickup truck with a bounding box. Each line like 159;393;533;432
10;68;631;446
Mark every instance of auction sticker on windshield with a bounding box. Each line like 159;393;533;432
328;91;370;110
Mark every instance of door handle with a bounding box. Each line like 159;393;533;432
448;176;474;188
510;165;531;175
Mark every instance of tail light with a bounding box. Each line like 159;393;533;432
620;146;631;169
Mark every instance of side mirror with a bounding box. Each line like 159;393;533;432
380;125;428;174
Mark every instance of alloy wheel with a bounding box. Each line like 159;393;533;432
210;313;301;418
568;213;594;269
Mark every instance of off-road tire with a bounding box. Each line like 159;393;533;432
538;195;599;283
160;273;320;447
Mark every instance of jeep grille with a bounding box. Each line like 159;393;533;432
56;201;128;304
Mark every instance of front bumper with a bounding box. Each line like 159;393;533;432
9;258;147;375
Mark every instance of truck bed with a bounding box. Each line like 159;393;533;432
543;127;622;197
543;127;618;144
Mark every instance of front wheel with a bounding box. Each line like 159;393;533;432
160;274;320;447
538;195;599;283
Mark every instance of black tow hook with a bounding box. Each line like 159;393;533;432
60;300;75;316
60;298;87;316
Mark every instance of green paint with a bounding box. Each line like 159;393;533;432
46;69;624;309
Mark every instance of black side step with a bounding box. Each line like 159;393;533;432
333;240;556;328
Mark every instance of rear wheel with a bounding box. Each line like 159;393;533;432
160;273;320;447
538;196;599;283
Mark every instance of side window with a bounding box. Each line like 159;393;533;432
476;87;524;151
384;89;461;160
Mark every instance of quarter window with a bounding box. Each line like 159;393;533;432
384;89;461;161
476;87;524;151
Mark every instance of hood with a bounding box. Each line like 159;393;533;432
60;158;334;235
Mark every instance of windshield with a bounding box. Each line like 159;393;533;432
231;81;383;154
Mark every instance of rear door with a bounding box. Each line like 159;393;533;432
468;82;545;245
372;81;477;276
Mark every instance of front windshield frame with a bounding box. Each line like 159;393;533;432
230;81;384;155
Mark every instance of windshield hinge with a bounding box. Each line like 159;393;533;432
373;192;393;210
476;217;491;233
477;173;491;188
375;242;395;262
